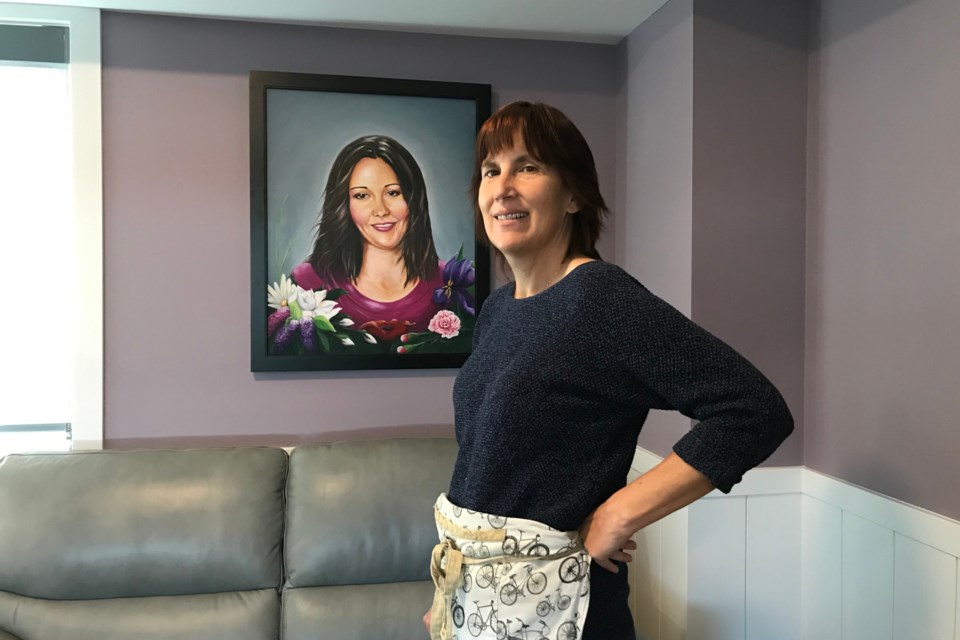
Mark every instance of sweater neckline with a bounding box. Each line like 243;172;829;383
506;260;603;303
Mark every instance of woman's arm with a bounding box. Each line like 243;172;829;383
581;271;793;568
580;452;714;572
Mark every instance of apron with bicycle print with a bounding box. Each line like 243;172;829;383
430;493;591;640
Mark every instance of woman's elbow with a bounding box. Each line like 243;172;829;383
763;390;795;445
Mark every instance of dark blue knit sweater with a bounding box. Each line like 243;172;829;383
447;260;794;638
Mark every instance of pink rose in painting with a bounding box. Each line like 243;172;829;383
428;310;461;339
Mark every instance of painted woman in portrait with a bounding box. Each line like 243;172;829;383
273;134;473;352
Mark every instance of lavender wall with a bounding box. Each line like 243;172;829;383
617;0;806;466
622;0;959;514
615;0;697;456
690;0;809;466
101;4;958;519
805;0;960;520
101;12;618;446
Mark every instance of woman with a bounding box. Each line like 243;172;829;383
291;134;445;331
425;102;794;639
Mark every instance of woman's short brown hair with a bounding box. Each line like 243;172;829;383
470;101;608;261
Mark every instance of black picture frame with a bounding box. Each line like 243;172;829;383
250;71;491;371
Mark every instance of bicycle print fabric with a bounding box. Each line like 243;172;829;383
430;493;591;640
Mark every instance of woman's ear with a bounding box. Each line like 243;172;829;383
566;195;580;215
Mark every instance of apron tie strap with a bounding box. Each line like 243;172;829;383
429;538;463;640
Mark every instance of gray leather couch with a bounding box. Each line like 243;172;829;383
0;438;457;640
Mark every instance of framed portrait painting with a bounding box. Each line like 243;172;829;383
250;71;491;371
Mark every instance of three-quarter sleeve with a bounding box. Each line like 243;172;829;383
609;278;794;493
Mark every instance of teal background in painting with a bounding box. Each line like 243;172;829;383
266;88;477;280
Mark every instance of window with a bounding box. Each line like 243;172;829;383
0;5;102;454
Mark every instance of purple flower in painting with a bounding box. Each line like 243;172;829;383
433;257;476;316
299;318;317;352
274;320;299;351
267;307;291;337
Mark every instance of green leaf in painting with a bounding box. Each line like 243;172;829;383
313;315;336;333
316;330;330;353
289;300;303;321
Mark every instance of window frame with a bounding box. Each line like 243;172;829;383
0;4;103;450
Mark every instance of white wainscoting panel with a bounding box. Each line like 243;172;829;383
627;448;960;640
628;449;658;640
688;496;746;640
628;448;689;640
893;534;957;640
628;512;691;640
803;470;960;559
800;495;841;640
955;560;959;640
631;515;661;640
842;511;895;640
745;494;801;640
658;508;689;640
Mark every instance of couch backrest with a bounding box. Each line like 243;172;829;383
0;438;457;639
281;437;457;639
284;437;457;588
0;447;287;600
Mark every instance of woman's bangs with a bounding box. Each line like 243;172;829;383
476;109;561;168
476;112;525;162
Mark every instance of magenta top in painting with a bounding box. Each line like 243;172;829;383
291;261;446;331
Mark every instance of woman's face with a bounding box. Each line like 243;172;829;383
348;157;410;253
477;133;577;261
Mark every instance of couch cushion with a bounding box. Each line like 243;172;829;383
0;589;279;640
0;448;287;599
285;438;457;587
282;581;434;640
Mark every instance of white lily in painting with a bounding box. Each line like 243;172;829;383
297;289;341;322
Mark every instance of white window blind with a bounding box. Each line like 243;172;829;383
0;34;74;454
0;6;103;454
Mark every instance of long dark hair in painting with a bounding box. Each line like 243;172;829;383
308;134;439;286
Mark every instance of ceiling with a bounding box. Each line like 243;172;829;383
10;0;671;44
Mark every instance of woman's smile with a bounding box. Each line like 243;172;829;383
493;211;530;221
